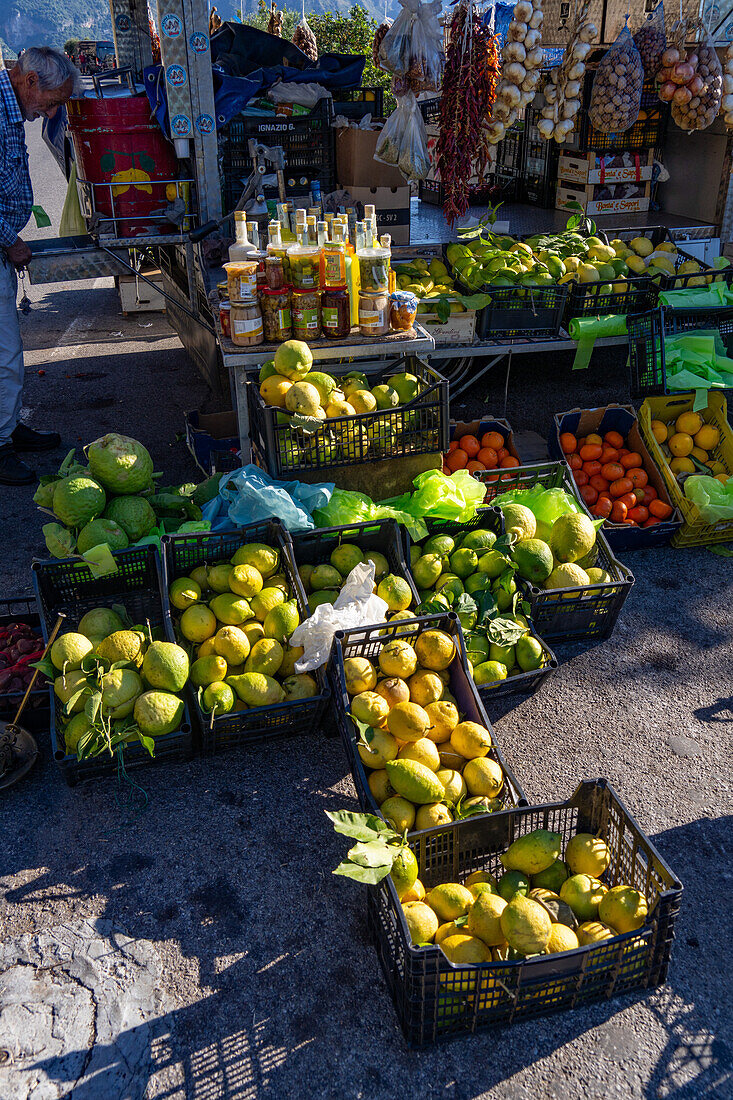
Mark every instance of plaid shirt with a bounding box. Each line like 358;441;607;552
0;68;32;248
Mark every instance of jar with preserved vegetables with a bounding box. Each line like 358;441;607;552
219;300;231;339
224;260;259;303
292;288;321;340
389;290;418;332
265;255;286;290
261;287;292;343
230;299;263;346
322;285;350;339
358;290;390;337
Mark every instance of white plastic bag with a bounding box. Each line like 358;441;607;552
270;82;331;108
378;0;443;91
290;562;388;672
375;91;430;180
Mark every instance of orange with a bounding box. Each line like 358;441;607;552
592;498;612;519
500;456;520;468
600;446;620;463
628;468;648;489
694;424;720;451
601;462;624;482
586;433;603;446
644;485;658;502
649;499;672;519
590;475;609;493
568;454;583;471
583;460;602;477
628;505;648;523
448;441;459;453
620;451;642;469
675;411;703;436
466;460;486;473
495;447;509;462
481;431;504;451
574;470;589;487
579;443;603;462
610;477;633;498
477;446;498;468
604;430;624;449
580;485;598;505
560;432;577;454
610;500;628;523
459;434;480;458
669;433;694;458
446;449;468;472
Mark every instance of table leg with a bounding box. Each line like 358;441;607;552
234;370;252;464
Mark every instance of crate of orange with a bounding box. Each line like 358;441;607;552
550;405;682;552
442;419;522;479
638;391;733;549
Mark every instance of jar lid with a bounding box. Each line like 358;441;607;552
292;286;321;295
217;281;228;292
219;300;231;310
261;285;292;296
324;284;348;293
359;289;389;300
390;290;418;309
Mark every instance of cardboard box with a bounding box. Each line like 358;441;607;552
420;310;476;346
556;181;651;217
450;418;522;462
558;150;654;186
424;124;495;186
118;269;165;314
347;186;411;245
335;125;404;189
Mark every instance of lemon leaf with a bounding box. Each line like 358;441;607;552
347;840;396;868
325;809;396;842
333;861;393;885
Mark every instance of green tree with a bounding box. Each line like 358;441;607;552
64;38;80;57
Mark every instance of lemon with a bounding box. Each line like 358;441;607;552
51;632;94;671
546;924;580;953
241;620;265;647
377;575;413;612
343;657;377;694
357;726;398;768
229;564;264;598
675;411;703;436
398;737;440;771
670;456;695;475
467;891;507;946
401;878;426;903
651;419;668;443
96;629;145;667
501;503;536;540
436;768;466;803
385;758;444;803
214;625;250;666
548;513;596;565
415;803;453;829
390;847;419;901
402;901;439;944
565;833;610;877
427;882;475;921
250;587;286;622
190;654;228;688
577;921;615;946
439;933;492;964
669;432;694;457
560;874;608;921
207;564;234;592
63;712;95;754
374;677;410;707
544;564;589;591
202;681;235;717
694;424;720;451
380;796;416;833
598;885;648;932
351;690;390;727
386;701;430;742
435;921;462;945
450;720;492;759
424;700;459;743
500;894;552;955
501;829;562;876
379;640;418;678
463;757;504;798
414;629;456;671
134;690;184;735
245;637;284;677
368;769;392;803
407;670;443;707
169;577;201;610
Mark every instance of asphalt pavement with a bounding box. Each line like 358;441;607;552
0;125;731;1100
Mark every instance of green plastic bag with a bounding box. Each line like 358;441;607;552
683;475;733;522
402;469;487;522
313;489;428;541
493;484;587;541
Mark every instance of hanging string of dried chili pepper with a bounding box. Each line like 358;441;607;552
435;0;501;226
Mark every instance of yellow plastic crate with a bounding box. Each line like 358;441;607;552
638;391;733;548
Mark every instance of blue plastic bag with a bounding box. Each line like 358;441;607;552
202;465;334;532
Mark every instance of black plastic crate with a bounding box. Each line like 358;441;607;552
549;403;683;552
332;86;385;120
368;778;682;1046
330;612;526;833
418;178;494;208
419;98;441;124
565;276;654;322
32;547;194;785
628;305;733;398
402;505;504;563
473;284;569;341
496;123;524;173
161;521;330;753
0;595;50;731
220;99;335;209
522;106;559;208
475;462;634;642
602;226;718;295
249;356;449;477
577;75;669;153
293;519;419;605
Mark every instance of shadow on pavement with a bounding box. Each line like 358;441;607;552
2;738;731;1099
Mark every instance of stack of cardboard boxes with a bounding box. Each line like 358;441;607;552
335;124;411;244
555;150;654;216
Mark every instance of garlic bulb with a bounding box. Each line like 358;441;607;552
508;20;527;41
501;83;522;107
537;117;555;137
504;61;527;84
543;83;557;103
529;9;544;28
572;42;591;61
504;41;527;64
579;22;597;42
514;0;532;20
524;28;541;50
568;61;585;81
525;47;544;68
723;45;733;127
565;79;581;98
723;74;733;94
539;3;595;143
563;98;580;118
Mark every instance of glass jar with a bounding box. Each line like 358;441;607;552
265;254;286;290
292;288;321;340
216;281;229;301
219;300;231;339
230;299;263;346
322;285;350;339
224;260;259;303
358;290;390;337
357;246;390;293
287;233;322;290
261;287;292;343
389;290;418;332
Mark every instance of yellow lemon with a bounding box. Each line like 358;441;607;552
694;424;720;451
675;411;703;436
669;432;694;457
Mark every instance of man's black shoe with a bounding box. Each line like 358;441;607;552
0;444;35;485
11;424;61;452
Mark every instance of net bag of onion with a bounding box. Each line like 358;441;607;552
670;28;722;131
588;23;644;134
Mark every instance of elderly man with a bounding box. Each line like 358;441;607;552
0;47;81;486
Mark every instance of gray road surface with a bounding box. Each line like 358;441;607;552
0;125;731;1100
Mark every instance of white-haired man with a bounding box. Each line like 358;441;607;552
0;46;81;485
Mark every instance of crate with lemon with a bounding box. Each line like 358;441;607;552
639;392;733;547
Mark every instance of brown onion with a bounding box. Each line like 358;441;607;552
673;84;692;105
688;74;704;95
672;62;694;84
659;81;676;101
662;47;680;66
